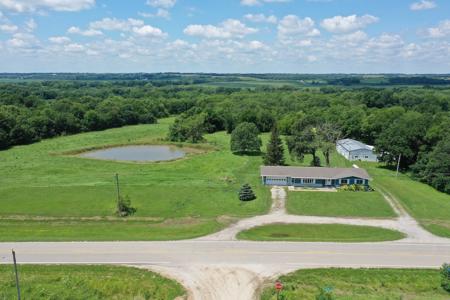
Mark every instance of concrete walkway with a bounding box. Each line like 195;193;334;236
198;186;449;244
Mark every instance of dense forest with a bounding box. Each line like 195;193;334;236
1;78;449;194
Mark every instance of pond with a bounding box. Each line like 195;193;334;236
79;145;186;162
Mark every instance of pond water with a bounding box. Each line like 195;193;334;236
79;145;186;162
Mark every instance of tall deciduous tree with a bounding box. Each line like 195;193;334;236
264;124;285;166
287;125;320;165
375;111;428;168
230;122;262;154
318;122;341;167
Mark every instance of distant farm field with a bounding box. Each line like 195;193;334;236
237;223;405;242
0;118;271;241
287;191;396;218
0;265;185;300
261;268;448;300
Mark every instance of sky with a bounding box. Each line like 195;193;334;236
0;0;449;73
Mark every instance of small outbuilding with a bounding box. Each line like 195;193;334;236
260;166;371;188
336;139;378;162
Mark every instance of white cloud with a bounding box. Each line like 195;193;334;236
321;14;379;33
244;13;277;24
25;18;37;32
64;43;85;52
6;32;39;49
67;26;103;36
241;0;290;6
410;0;436;11
0;23;18;33
132;25;167;38
0;0;95;13
425;20;450;38
278;15;320;39
333;30;368;43
184;19;258;39
147;0;176;9
248;40;265;50
139;9;170;19
89;18;144;31
49;36;71;44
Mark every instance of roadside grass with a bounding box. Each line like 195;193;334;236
261;268;448;300
237;223;405;242
0;219;224;241
359;161;450;238
0;118;271;241
0;265;185;300
286;191;396;218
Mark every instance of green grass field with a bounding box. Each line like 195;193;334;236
286;191;396;218
261;268;448;300
0;265;185;300
0;118;271;241
237;223;405;242
357;161;450;238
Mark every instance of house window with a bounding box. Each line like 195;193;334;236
303;178;315;184
356;179;364;184
365;156;369;158
340;179;348;184
354;156;359;159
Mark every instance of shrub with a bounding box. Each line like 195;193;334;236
116;195;137;217
442;263;450;293
316;287;335;300
338;184;367;192
239;184;257;201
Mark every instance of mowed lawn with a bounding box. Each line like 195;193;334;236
261;268;448;300
0;265;185;300
237;223;405;242
0;118;271;241
363;163;450;238
287;191;396;218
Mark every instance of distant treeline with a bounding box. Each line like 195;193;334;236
1;73;450;87
1;81;450;194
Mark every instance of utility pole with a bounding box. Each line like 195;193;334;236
12;250;21;300
396;154;402;177
115;173;121;209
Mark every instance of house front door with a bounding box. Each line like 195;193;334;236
325;179;332;186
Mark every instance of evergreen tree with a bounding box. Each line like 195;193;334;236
264;124;285;166
239;184;257;201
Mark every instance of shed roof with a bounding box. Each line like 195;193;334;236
260;166;371;180
337;139;374;152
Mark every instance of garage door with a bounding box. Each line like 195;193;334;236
265;177;288;186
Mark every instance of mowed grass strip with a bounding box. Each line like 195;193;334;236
260;268;448;300
237;223;405;242
286;191;396;218
360;162;450;238
0;219;223;241
0;265;185;300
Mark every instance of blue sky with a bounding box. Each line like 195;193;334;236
0;0;449;73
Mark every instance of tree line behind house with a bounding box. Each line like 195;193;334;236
0;81;449;194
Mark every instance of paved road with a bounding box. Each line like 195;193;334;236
1;240;450;299
1;241;449;268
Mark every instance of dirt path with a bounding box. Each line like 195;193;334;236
145;264;274;300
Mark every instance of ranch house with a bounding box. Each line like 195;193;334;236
260;166;371;188
336;138;378;162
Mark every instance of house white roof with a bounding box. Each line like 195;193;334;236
337;139;374;152
260;166;371;180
